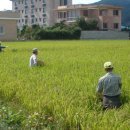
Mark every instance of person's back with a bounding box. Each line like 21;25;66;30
99;72;121;97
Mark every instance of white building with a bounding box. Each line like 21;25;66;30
10;0;72;29
10;0;122;31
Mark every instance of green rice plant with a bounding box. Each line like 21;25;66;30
0;40;130;129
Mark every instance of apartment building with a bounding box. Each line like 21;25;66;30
10;0;72;29
10;0;122;31
55;4;122;31
0;11;19;41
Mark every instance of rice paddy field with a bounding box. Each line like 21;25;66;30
0;40;130;130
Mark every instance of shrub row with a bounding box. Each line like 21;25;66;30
35;27;81;40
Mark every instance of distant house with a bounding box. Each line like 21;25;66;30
0;11;19;41
55;4;122;31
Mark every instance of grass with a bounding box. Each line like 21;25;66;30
0;40;130;129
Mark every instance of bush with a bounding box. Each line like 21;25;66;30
34;27;81;40
19;22;81;40
76;17;98;31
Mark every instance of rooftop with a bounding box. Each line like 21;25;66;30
0;11;20;20
56;4;123;11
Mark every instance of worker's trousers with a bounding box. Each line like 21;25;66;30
103;95;121;110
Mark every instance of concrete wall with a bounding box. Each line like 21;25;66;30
81;31;129;40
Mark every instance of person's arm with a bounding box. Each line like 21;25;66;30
118;77;122;89
33;56;37;66
96;79;103;100
0;46;6;48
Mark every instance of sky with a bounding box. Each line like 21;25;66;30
0;0;100;11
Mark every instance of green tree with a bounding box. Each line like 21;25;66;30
76;17;88;30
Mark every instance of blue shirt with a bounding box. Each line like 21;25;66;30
97;72;122;96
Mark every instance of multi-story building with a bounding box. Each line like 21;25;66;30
10;0;72;29
55;4;122;31
10;0;122;31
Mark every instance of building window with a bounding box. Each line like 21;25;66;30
32;19;35;24
25;19;28;24
25;9;28;14
60;0;67;6
39;18;41;21
83;10;88;17
64;0;67;5
99;9;107;16
43;18;46;23
15;2;17;6
25;0;27;5
43;7;46;13
31;0;34;4
18;0;20;4
39;8;41;11
31;5;35;8
113;10;119;16
43;14;46;17
43;2;46;7
103;23;108;29
15;7;18;10
114;23;119;29
31;9;34;14
63;12;66;18
0;26;4;35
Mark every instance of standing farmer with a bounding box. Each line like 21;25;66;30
96;62;122;109
0;42;7;52
29;48;44;67
29;48;38;67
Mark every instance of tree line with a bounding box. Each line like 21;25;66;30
18;17;98;40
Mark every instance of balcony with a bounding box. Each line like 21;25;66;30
57;6;67;10
67;17;77;22
57;18;67;23
57;17;77;23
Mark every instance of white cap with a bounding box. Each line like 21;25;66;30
104;62;113;69
32;48;38;53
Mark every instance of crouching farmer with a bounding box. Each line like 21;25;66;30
96;62;122;110
0;42;7;52
29;48;44;67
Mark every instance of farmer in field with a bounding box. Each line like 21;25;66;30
96;62;122;109
0;42;7;52
29;48;44;67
